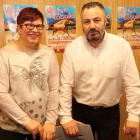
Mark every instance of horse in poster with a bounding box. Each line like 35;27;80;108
52;19;70;37
123;19;138;35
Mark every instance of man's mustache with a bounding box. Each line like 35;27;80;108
90;28;97;32
87;28;99;34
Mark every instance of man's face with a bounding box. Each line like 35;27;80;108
81;6;106;42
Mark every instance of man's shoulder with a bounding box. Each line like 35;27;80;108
69;35;84;43
106;32;131;51
107;32;127;42
66;35;85;49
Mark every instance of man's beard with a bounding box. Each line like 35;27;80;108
84;28;104;42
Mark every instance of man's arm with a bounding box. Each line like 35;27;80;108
58;46;83;136
123;120;139;140
122;41;140;139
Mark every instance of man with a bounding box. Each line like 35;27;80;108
58;2;140;140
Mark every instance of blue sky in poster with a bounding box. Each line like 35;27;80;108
3;5;37;29
118;7;140;24
105;7;111;23
45;6;76;25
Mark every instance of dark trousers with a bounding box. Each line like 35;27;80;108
0;127;40;140
72;98;120;140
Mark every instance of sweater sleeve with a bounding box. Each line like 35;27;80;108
0;53;31;127
45;49;59;125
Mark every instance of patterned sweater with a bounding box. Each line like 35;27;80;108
0;45;59;134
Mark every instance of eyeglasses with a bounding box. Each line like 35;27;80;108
20;23;44;30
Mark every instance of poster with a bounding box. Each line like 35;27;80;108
3;5;37;45
117;7;140;49
105;7;111;30
45;6;76;53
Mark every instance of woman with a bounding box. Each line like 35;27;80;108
0;7;59;140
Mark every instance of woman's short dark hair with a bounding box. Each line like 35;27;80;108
81;2;106;17
17;7;44;25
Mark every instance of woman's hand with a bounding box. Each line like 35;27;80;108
25;119;43;139
42;123;55;140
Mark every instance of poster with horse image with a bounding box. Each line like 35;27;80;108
3;5;37;45
117;7;140;49
45;5;76;53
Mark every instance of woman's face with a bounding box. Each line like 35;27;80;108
17;18;43;47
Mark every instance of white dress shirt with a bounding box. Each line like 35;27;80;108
58;31;140;124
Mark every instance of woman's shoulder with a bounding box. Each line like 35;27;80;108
40;44;55;53
0;46;12;54
0;41;19;52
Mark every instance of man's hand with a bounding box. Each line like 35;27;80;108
25;120;43;139
123;120;139;140
42;123;55;140
62;120;84;137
